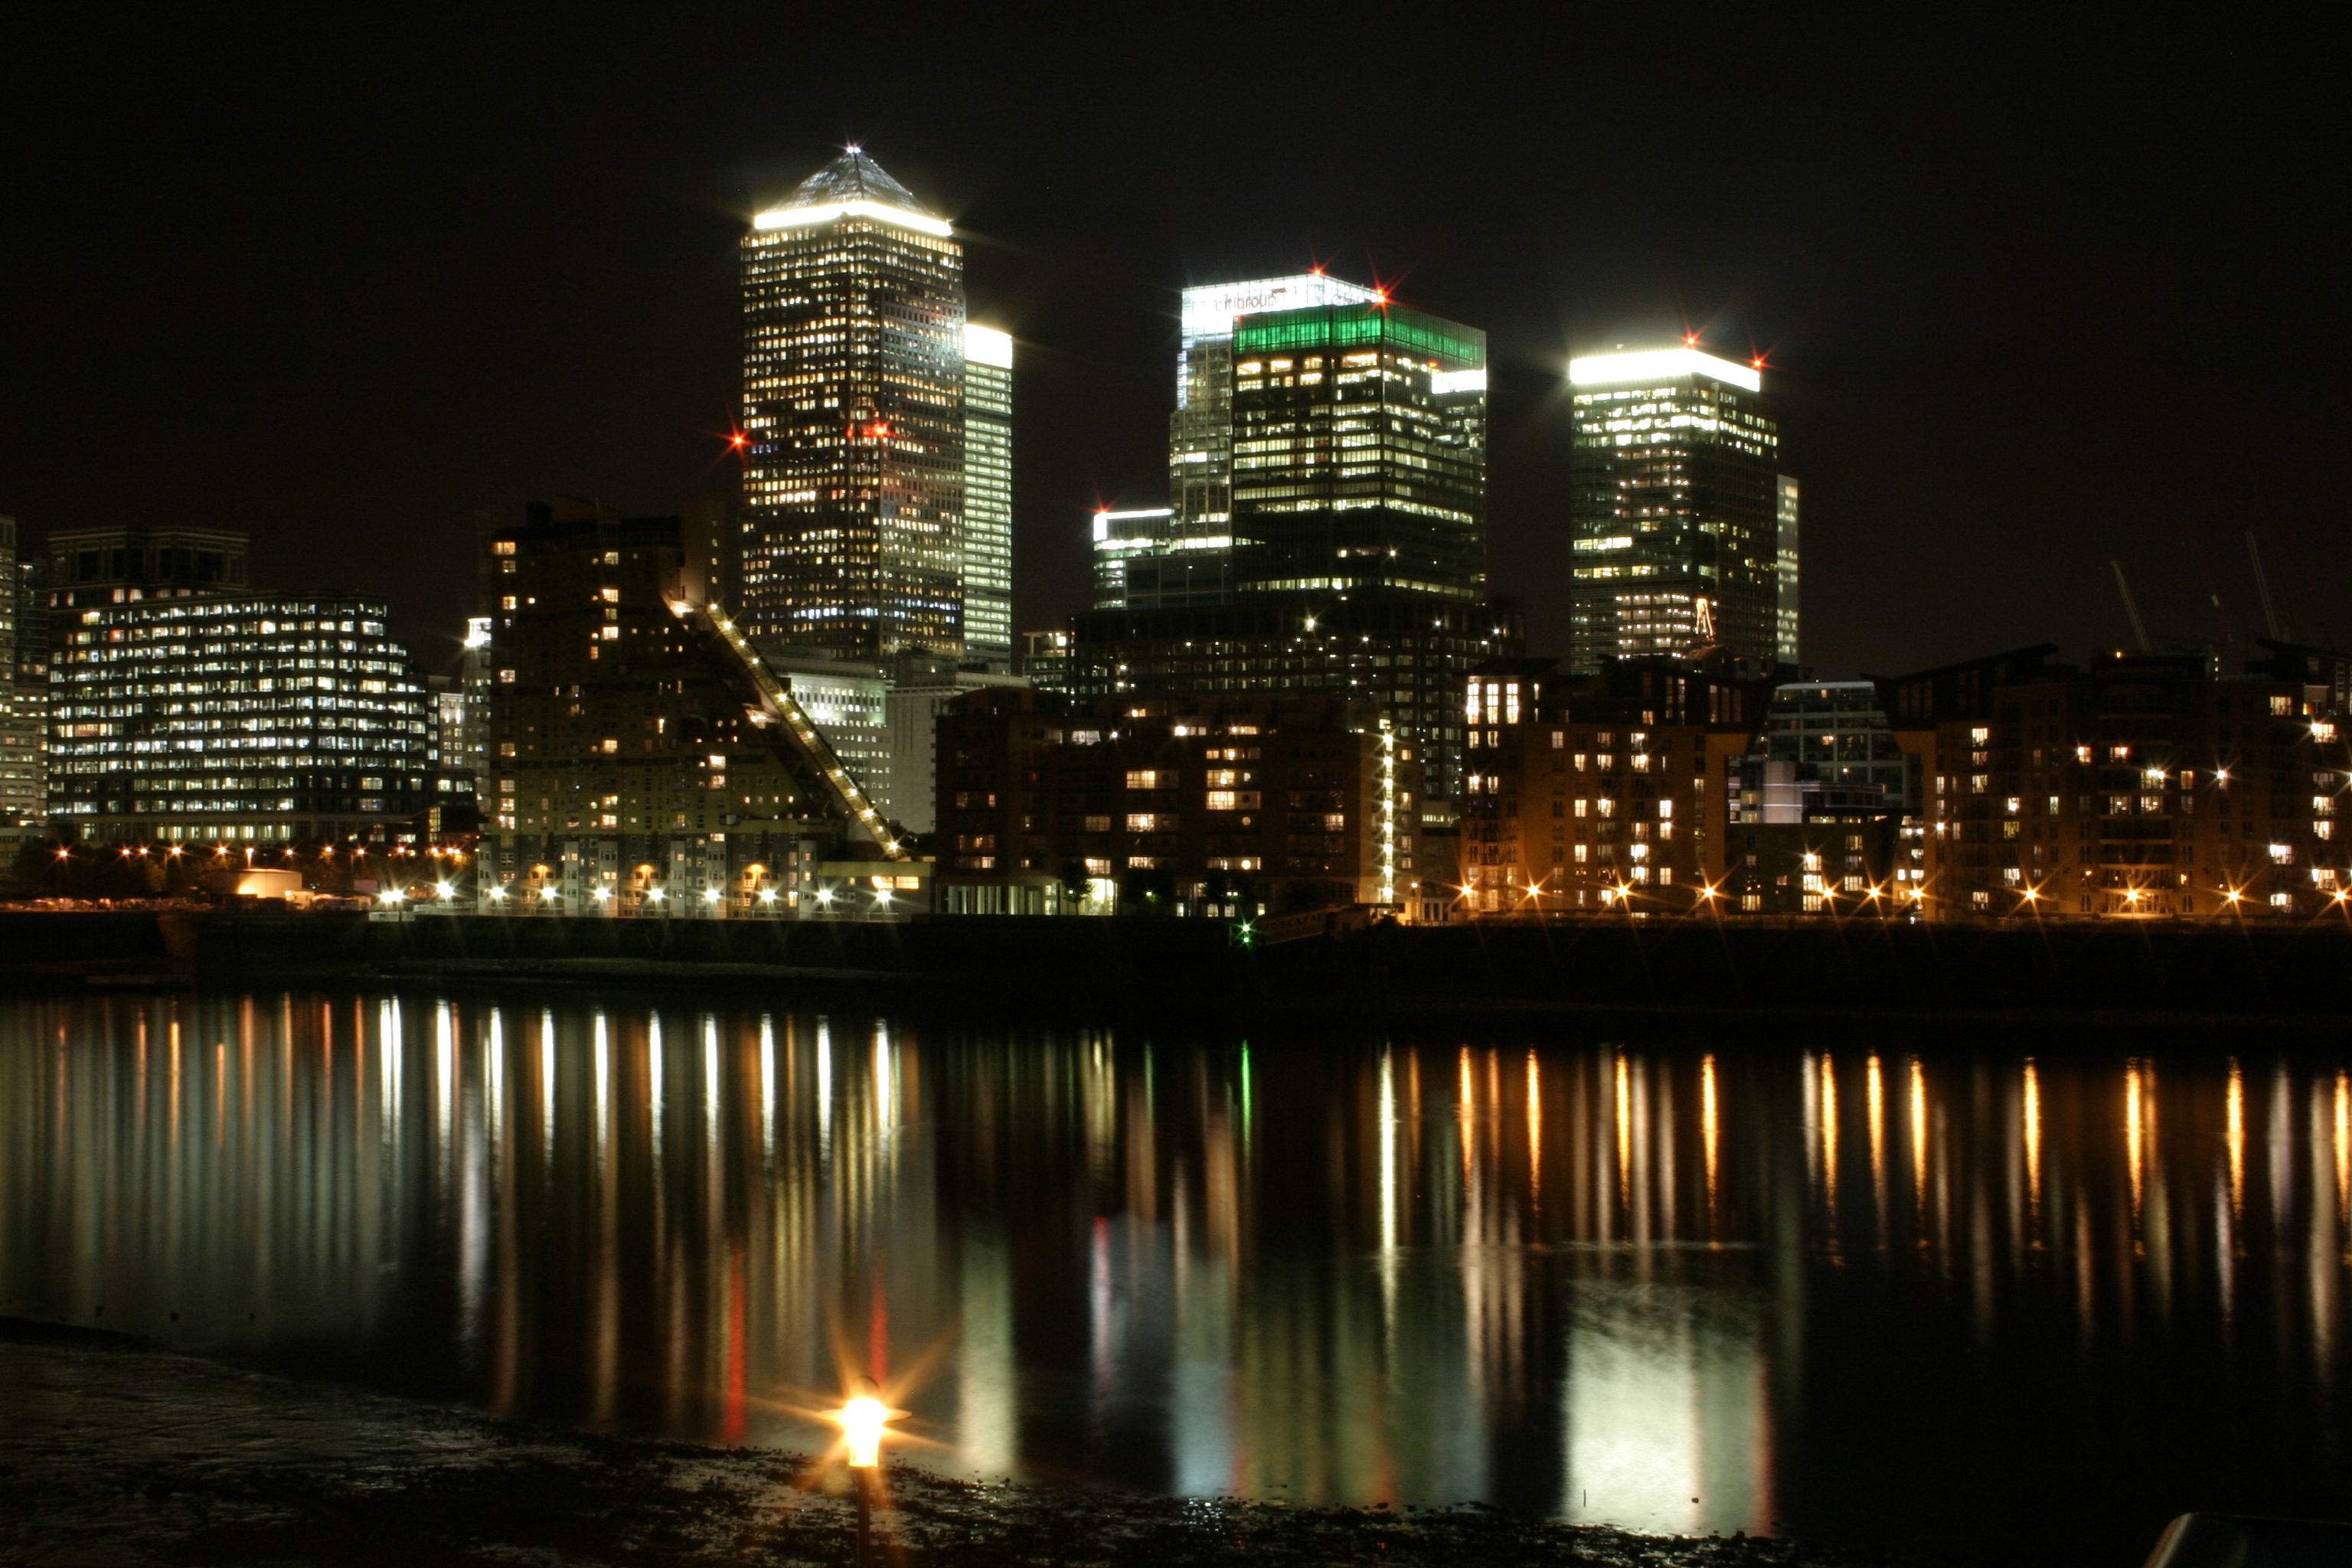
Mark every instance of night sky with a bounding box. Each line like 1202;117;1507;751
2;11;2335;684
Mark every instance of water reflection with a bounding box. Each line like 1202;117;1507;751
1;995;2347;1553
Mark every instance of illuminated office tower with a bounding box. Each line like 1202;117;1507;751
1146;274;1381;608
960;324;1014;671
1775;476;1800;663
739;149;965;660
1230;299;1488;598
0;515;42;825
1091;507;1236;610
1566;348;1785;672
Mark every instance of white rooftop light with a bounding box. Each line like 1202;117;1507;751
751;199;952;237
963;324;1013;368
1568;348;1761;392
1180;274;1380;339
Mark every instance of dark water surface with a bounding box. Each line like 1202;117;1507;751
2;992;2347;1563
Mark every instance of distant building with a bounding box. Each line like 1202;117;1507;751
0;516;44;826
751;644;890;802
962;324;1016;671
1230;299;1488;600
1916;645;2352;920
739;149;966;661
1726;760;1902;914
47;592;433;844
44;524;253;615
878;661;1028;836
475;498;907;917
1162;273;1384;603
1090;507;1234;611
1567;348;1785;671
1021;629;1072;693
1069;599;1520;801
933;690;1420;916
1775;476;1800;664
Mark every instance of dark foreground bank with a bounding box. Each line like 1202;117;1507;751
5;907;2352;1023
0;1322;1933;1568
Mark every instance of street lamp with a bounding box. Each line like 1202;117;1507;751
827;1381;905;1567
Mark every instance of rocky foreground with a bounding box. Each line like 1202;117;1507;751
0;1321;1937;1567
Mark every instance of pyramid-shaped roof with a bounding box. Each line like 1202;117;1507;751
776;149;935;217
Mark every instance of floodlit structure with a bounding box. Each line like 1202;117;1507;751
1567;348;1786;671
739;149;967;661
961;323;1015;671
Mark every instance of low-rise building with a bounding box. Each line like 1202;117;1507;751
933;690;1420;916
1922;645;2352;920
1454;656;1784;916
46;591;434;844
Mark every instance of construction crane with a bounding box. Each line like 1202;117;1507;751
2246;531;2288;642
2110;560;2153;654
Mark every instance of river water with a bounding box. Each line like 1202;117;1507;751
1;992;2345;1563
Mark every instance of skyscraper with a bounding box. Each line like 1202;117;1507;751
960;323;1014;671
1154;273;1382;607
1566;348;1785;671
1229;300;1487;598
739;150;965;660
1068;292;1504;799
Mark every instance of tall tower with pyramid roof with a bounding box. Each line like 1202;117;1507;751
739;149;968;661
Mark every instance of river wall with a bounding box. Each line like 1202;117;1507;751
2;910;2346;1024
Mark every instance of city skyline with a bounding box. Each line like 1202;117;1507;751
0;14;2337;688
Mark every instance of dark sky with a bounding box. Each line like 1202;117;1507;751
2;9;2337;682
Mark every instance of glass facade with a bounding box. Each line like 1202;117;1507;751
47;593;433;842
1756;681;1915;810
1230;302;1488;600
961;325;1014;671
1158;276;1383;609
739;152;965;661
1566;351;1783;672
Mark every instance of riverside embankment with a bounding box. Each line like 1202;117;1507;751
2;907;2346;1024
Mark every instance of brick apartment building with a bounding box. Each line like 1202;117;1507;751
932;690;1419;916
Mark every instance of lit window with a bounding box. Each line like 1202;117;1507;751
1125;770;1159;789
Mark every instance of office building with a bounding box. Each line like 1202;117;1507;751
934;690;1420;916
1566;348;1785;671
877;660;1028;836
44;524;253;614
961;323;1015;671
0;517;44;825
1230;299;1487;599
1164;273;1382;598
1071;292;1496;795
46;593;433;844
1917;645;2352;920
1775;476;1800;663
475;499;909;916
1090;508;1233;611
739;149;966;661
